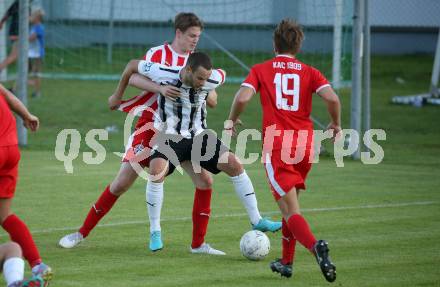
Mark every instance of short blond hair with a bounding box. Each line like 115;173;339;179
31;7;45;19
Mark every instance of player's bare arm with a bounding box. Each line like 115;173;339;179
109;59;141;110
129;73;218;108
318;86;342;140
128;73;181;100
227;86;255;135
206;90;218;108
0;84;39;131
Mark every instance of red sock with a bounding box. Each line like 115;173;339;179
79;185;119;238
281;218;296;265
191;188;212;249
287;214;317;251
2;214;41;267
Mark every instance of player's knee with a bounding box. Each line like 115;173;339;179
3;242;22;258
110;179;131;196
0;211;12;224
148;169;165;183
197;173;213;189
283;210;301;220
148;160;168;183
227;154;244;176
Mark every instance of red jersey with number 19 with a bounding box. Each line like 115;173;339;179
243;54;330;197
0;93;18;147
242;55;329;150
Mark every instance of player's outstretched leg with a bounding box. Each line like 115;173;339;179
217;152;281;232
59;185;117;249
313;240;336;282
59;162;138;249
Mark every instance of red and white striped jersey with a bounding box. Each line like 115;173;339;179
143;43;188;67
118;42;190;130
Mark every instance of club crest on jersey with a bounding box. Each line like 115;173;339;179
142;62;154;73
134;144;145;154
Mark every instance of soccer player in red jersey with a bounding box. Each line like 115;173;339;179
227;19;340;282
0;84;53;286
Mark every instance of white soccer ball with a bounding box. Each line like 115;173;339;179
239;230;270;261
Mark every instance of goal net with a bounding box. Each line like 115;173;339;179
1;0;353;86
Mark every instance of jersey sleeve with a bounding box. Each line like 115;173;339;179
311;67;330;93
144;48;153;61
205;68;226;90
242;65;260;93
137;61;163;82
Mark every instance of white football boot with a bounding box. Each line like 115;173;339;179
190;243;226;255
59;232;84;249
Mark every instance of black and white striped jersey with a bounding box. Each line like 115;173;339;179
137;61;226;138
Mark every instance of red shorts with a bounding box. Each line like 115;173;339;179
0;145;21;198
122;127;156;168
263;146;313;201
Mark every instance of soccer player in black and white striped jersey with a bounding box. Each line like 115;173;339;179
111;52;282;253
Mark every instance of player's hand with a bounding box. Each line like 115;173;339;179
224;118;243;137
108;94;122;110
327;122;342;142
23;114;39;132
159;85;180;100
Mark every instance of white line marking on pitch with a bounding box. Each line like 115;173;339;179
0;200;437;237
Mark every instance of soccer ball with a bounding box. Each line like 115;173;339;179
239;230;270;261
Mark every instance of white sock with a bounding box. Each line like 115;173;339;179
3;257;24;287
230;171;262;225
146;181;164;233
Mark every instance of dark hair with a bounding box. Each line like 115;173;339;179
186;52;212;71
174;12;204;33
273;19;304;55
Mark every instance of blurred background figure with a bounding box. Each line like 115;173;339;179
0;0;21;73
28;8;44;98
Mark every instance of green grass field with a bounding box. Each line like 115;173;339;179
1;54;440;286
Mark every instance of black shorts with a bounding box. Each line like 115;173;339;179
149;130;230;176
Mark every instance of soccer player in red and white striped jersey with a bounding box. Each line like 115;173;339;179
228;19;340;282
60;12;225;254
